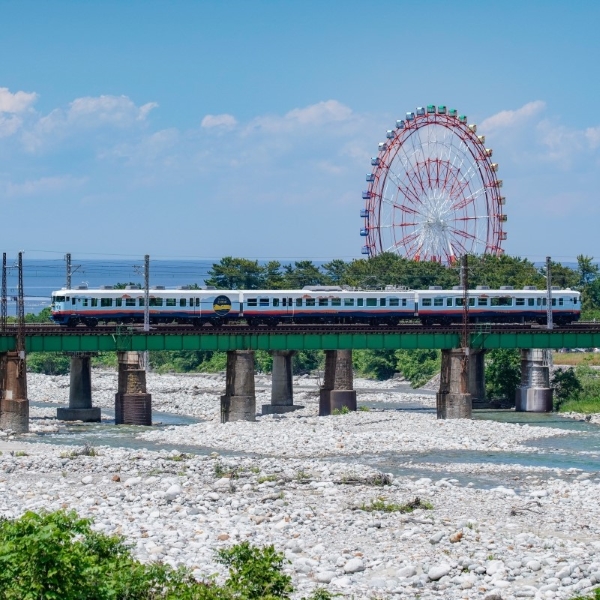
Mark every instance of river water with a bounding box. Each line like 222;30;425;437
29;399;600;489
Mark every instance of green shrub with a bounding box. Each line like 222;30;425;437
0;510;317;600
27;353;70;375
216;542;293;599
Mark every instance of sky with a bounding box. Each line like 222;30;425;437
1;0;600;263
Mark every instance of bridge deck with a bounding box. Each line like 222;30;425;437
1;324;600;352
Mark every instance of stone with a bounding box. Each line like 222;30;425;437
165;484;182;500
396;565;417;578
429;531;444;544
428;564;451;581
315;570;336;583
343;558;365;573
487;560;505;576
526;560;541;571
112;475;121;482
449;531;463;543
81;475;93;485
213;478;231;490
217;534;229;541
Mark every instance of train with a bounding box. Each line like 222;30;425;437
50;284;581;327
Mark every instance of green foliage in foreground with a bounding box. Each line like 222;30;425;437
0;510;332;600
353;349;440;386
555;362;600;413
570;588;600;600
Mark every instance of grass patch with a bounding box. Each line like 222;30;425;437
358;405;370;412
296;470;311;481
553;352;600;366
12;451;28;457
257;474;278;484
359;496;433;513
60;444;99;459
559;398;600;413
570;588;600;600
164;453;190;462
332;406;351;415
214;462;239;479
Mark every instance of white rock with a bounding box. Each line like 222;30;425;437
165;484;182;500
428;564;451;581
81;475;93;485
315;570;336;583
396;565;417;578
213;478;231;490
343;558;365;573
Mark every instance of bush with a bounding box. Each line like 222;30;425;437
27;353;71;375
395;349;440;387
485;349;521;402
552;367;583;410
0;510;330;600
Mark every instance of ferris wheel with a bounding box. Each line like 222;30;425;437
360;105;506;264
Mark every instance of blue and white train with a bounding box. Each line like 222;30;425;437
50;284;581;327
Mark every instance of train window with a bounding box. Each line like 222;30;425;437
82;299;88;307
196;298;200;307
516;298;525;306
296;298;303;307
180;298;186;307
528;298;535;306
434;298;443;306
456;298;464;307
422;298;432;307
574;297;578;304
166;299;176;307
357;298;364;306
402;298;407;306
282;298;287;307
446;298;453;306
542;297;547;306
536;298;541;306
72;298;76;305
380;298;387;306
115;298;122;307
331;298;341;306
469;298;475;306
552;298;556;306
259;298;269;306
478;297;487;306
319;298;329;306
139;298;145;307
559;298;564;306
306;298;315;306
344;298;355;306
273;298;280;307
65;296;70;301
54;296;65;302
247;298;257;307
91;298;98;307
101;298;112;307
125;298;135;307
366;298;377;307
389;298;399;307
150;298;163;307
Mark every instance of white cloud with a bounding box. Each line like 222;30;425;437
585;126;600;149
5;175;86;197
201;113;237;129
246;100;354;134
0;115;23;138
480;100;546;132
0;87;38;113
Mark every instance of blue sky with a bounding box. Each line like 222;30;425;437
1;0;599;262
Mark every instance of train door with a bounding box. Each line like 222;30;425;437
282;296;293;320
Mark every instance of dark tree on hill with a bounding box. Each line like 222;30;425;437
205;257;265;289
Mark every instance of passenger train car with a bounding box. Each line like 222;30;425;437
50;284;580;327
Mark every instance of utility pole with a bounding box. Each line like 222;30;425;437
546;256;553;330
17;252;26;389
545;256;553;369
1;253;6;333
461;254;470;350
143;254;150;370
65;253;72;289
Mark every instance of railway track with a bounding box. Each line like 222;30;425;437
3;322;600;335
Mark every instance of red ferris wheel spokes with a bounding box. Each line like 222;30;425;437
360;106;506;265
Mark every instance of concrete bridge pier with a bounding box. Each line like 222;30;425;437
319;349;357;416
437;348;472;419
0;351;29;433
57;353;101;422
469;349;488;409
221;350;256;422
262;350;303;415
115;352;152;425
515;349;553;412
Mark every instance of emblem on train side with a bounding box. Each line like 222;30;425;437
213;295;232;316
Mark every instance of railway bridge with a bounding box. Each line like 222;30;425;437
1;323;599;434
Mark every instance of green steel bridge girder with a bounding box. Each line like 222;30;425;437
1;330;600;353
